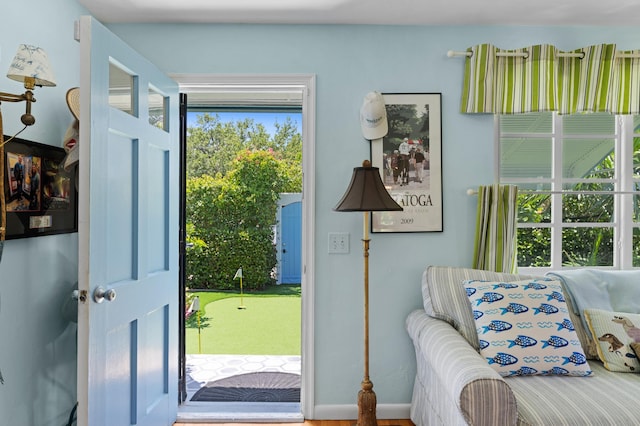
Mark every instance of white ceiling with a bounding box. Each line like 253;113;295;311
79;0;640;26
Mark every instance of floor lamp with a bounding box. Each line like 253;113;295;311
0;44;56;263
334;160;402;426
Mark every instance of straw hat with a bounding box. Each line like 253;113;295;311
63;87;79;170
66;87;80;120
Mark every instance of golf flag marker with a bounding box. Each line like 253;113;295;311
234;267;247;309
191;296;202;353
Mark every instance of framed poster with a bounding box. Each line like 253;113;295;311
371;93;443;233
3;135;77;239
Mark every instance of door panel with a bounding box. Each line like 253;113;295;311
77;16;179;426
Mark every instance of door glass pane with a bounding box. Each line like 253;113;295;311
633;228;640;267
518;193;551;223
517;227;551;267
500;137;552;179
149;86;168;131
562;227;613;266
634;136;640;179
634;183;640;221
109;62;135;116
562;138;614;179
500;112;552;133
563;113;615;135
562;183;614;223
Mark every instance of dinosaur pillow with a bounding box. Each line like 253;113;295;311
464;278;592;377
583;309;640;373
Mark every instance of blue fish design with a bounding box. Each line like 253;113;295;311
542;335;569;349
542;367;569;375
487;352;518;366
493;282;519;290
546;291;565;302
562;351;587;366
524;282;548;291
476;292;504;305
507;335;537;348
481;320;513;333
479;340;490;350
533;303;559;315
509;366;538;376
465;287;477;297
500;303;529;315
473;310;484;320
556;318;575;331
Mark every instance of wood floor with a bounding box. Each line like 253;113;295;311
174;420;414;426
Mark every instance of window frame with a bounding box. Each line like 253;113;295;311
496;112;640;274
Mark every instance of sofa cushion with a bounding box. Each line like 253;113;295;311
422;266;537;350
584;308;640;373
508;362;640;425
463;278;592;377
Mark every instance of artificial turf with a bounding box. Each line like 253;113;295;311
185;287;301;355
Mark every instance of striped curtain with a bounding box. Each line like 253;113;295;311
472;184;519;273
609;50;640;114
460;43;640;114
494;44;558;113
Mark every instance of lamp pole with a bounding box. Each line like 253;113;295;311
358;210;377;426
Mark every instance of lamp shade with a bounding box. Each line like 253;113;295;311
6;44;56;87
334;160;403;212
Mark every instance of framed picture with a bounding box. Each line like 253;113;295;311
3;135;77;239
371;93;443;233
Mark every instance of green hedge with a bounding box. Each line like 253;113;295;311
186;150;288;290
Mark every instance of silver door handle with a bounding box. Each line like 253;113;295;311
93;286;117;303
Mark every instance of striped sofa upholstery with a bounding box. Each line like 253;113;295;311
406;265;640;426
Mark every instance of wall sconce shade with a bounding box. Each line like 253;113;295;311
6;44;56;88
334;160;402;212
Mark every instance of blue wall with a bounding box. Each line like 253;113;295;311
0;1;87;424
108;23;640;414
2;0;640;423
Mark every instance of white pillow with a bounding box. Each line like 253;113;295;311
464;278;592;377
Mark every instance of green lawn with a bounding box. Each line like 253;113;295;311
185;285;301;355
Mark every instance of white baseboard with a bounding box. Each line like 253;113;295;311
310;404;411;420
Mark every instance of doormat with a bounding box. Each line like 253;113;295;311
190;371;300;402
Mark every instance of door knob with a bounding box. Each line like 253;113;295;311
93;286;117;303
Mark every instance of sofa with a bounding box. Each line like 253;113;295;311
406;265;640;426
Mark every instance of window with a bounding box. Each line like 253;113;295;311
498;112;640;272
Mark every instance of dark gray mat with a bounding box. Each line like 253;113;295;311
191;371;300;402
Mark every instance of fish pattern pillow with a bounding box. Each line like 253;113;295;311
464;278;592;377
583;309;640;373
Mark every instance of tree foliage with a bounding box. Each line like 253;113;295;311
185;113;301;289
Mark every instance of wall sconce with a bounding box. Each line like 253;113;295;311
0;44;56;262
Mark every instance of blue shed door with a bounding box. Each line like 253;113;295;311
280;201;302;284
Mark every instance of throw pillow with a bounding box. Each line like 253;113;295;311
583;308;640;373
464;278;592;377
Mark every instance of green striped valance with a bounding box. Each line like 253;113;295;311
461;43;640;114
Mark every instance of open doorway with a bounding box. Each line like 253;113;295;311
173;74;315;422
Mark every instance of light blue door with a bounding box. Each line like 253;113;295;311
281;201;302;283
76;16;179;426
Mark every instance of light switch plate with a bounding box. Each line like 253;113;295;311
328;232;349;254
